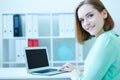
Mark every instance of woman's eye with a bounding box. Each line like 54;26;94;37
88;14;94;18
79;19;84;24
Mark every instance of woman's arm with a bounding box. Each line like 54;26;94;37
78;33;117;80
58;62;84;72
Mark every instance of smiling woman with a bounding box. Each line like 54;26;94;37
59;0;120;80
77;4;106;37
75;0;114;43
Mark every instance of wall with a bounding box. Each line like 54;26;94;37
0;0;80;13
0;0;120;61
101;0;120;34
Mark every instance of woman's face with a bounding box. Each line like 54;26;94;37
78;4;107;37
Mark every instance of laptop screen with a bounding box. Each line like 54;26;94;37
25;48;49;69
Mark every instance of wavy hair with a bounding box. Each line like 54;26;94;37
75;0;114;44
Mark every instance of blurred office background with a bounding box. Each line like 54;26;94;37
0;0;119;68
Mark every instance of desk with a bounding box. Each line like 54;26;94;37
0;68;71;80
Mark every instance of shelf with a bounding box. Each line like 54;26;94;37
0;13;84;68
3;61;25;64
3;37;26;40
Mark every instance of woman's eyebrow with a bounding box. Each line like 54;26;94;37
79;11;93;20
85;11;93;17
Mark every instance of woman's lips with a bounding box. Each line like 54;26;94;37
87;25;95;31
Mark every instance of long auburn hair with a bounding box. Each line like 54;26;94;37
75;0;114;44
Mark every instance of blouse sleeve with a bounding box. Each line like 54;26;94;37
79;33;118;80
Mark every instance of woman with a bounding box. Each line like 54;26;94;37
59;0;120;80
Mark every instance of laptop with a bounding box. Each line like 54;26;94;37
24;47;67;76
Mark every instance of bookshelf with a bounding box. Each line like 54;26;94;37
0;13;84;68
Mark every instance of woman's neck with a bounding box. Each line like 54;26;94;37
95;29;104;38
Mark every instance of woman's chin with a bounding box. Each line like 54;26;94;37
89;32;96;36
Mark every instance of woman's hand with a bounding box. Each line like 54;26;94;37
59;63;84;80
70;68;83;80
58;62;76;71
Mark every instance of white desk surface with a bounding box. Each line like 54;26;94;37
0;68;70;80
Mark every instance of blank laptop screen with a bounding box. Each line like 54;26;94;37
25;49;49;69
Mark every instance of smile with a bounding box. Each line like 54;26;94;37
87;25;95;31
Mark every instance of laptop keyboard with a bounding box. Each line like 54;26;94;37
34;68;58;73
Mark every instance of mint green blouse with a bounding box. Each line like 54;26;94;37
79;30;120;80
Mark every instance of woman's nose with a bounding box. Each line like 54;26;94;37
82;19;90;30
84;19;90;26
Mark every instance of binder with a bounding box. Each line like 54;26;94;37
3;15;13;38
28;39;39;47
69;14;75;37
16;40;27;62
21;40;27;62
59;14;75;37
3;15;8;38
13;14;22;37
16;40;22;62
33;39;39;47
28;39;32;47
25;15;33;37
8;15;14;38
32;15;39;37
59;14;65;37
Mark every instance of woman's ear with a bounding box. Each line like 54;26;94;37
101;9;108;19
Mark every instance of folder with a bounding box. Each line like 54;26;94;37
28;39;39;47
33;39;39;47
32;15;39;37
13;14;22;37
3;15;13;38
16;40;22;62
28;39;33;47
3;15;9;38
16;40;27;62
25;15;33;38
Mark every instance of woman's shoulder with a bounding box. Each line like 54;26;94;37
94;30;120;48
97;30;119;42
92;30;120;58
99;30;118;37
